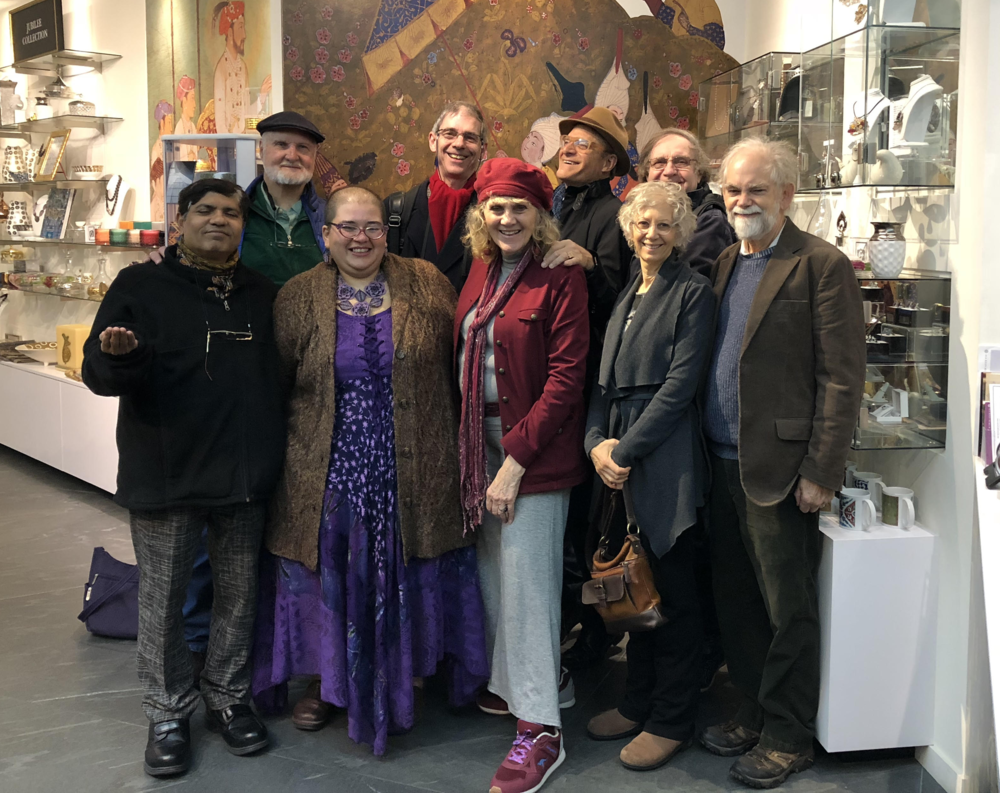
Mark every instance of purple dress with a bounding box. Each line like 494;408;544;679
252;310;489;755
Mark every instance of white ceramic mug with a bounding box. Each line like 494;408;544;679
882;486;915;529
851;471;884;512
839;488;877;531
844;463;858;489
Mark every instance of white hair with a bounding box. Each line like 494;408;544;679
719;138;798;191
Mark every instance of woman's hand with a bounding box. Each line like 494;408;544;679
590;439;631;490
486;456;526;526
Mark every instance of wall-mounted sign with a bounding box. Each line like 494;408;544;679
9;0;64;64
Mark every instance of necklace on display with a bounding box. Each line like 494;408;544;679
105;175;122;216
337;271;387;317
32;196;48;224
848;102;867;136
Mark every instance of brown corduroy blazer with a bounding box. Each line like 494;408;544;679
265;253;470;570
710;219;866;505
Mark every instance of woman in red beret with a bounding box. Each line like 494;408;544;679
456;158;590;793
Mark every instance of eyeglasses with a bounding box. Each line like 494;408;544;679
436;128;484;146
648;156;695;171
560;136;604;153
204;322;253;381
328;222;388;240
634;220;680;232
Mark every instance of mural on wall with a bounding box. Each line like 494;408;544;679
145;0;273;219
281;0;736;198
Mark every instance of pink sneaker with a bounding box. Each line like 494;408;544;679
489;720;565;793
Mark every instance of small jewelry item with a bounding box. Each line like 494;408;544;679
836;211;848;247
105;175;122;216
848;102;867;136
855;3;868;23
893;110;903;133
337;270;387;317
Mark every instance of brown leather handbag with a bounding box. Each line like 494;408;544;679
581;484;667;633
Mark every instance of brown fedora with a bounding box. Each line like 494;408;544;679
558;107;630;177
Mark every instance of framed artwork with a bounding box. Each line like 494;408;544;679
35;128;70;180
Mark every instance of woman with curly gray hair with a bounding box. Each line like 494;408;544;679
583;180;716;773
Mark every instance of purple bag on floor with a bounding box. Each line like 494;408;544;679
77;547;139;639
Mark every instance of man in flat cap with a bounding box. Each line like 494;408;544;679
178;110;329;691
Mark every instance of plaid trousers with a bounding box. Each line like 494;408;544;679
130;503;266;723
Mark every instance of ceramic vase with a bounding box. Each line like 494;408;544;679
868;222;906;278
6;200;31;237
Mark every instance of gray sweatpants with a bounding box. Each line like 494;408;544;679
477;417;570;728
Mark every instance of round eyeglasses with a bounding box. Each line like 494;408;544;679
328;222;388;240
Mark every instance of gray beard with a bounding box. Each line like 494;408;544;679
265;166;313;186
730;207;779;241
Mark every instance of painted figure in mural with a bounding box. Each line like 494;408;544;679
540;107;633;675
584;180;714;773
253;185;489;756
456;158;589;793
701;138;864;789
383;101;486;292
149;100;174;224
212;1;272;134
520;113;563;188
82;179;283;779
174;76;200;162
637;129;735;278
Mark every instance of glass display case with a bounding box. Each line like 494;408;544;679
854;269;950;450
698;52;800;174
160;133;259;241
799;26;959;192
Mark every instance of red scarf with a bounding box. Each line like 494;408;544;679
428;170;476;253
459;247;535;534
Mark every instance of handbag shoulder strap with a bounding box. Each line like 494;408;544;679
77;565;139;623
622;482;640;534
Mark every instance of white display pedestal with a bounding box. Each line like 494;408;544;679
817;515;936;752
0;360;118;493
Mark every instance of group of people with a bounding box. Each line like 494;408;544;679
81;101;865;793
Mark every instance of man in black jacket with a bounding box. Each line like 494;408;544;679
383;100;485;291
82;179;284;779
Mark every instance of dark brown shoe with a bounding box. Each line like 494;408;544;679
291;679;333;731
729;745;815;789
699;720;761;757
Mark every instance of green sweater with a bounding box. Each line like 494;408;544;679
241;184;322;287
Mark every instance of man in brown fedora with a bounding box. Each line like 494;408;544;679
542;107;633;674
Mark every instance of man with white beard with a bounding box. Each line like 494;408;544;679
699;138;864;789
239;111;327;285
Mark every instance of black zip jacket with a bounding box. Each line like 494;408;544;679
81;246;285;510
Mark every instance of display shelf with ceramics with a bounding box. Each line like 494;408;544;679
798;25;959;192
854;269;950;450
698;51;801;173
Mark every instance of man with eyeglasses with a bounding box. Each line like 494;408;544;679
384;100;485;291
637;129;735;279
82;179;286;778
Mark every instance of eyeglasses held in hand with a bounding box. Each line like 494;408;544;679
329;222;388;240
204;322;253;381
559;136;604;152
436;128;484;145
648;156;695;171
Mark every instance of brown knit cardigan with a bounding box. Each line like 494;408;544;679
265;253;470;570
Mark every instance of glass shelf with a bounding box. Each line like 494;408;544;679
0;236;154;251
2;49;122;77
1;285;100;303
0;115;123;135
1;272;108;302
0;178;111;192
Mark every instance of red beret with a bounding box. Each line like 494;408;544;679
474;157;553;213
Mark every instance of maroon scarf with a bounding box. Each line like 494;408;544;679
459;247;535;533
428;170;475;253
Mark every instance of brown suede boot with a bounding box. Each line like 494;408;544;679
619;731;692;771
291;679;334;731
586;708;642;741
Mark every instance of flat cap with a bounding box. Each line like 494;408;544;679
256;111;325;144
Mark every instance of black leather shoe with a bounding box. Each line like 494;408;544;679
144;718;191;777
205;704;269;756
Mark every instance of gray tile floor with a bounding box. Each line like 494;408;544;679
0;444;947;793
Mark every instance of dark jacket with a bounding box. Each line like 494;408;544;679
585;253;716;556
242;174;326;255
558;179;631;344
710;219;866;504
686;183;736;278
266;253;471;570
384;178;474;292
81;248;285;510
455;255;590;495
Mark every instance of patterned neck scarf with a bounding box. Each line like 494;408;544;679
177;237;239;304
458;246;534;534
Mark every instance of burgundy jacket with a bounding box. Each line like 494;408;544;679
455;255;591;495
